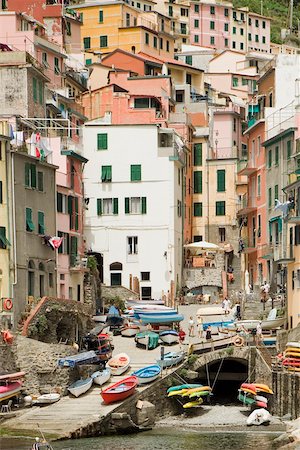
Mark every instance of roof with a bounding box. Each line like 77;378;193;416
61;150;88;163
262;127;297;147
209;49;246;63
138;52;203;71
102;48;163;67
190;112;207;127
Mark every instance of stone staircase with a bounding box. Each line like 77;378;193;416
227;254;242;297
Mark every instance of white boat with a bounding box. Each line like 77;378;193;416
68;378;93;397
230;317;285;331
33;393;60;405
159;330;179;345
255;395;268;404
91;368;111;386
107;353;130;375
287;341;300;349
121;325;140;337
197;306;225;316
246;408;271;426
156;351;185;368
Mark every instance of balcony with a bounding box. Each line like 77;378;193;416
0;120;11;139
237;159;257;176
237;195;257;216
158;130;185;165
273;244;294;264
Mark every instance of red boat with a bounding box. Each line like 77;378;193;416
101;376;138;404
282;358;300;367
0;381;22;401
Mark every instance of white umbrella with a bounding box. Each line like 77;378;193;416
184;241;222;251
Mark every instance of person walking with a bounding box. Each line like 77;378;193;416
188;316;195;337
261;281;270;303
178;327;186;348
197;317;204;339
222;297;231;315
236;301;241;320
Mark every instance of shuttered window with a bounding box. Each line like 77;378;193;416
141;197;147;214
75;197;79;230
268;149;272;168
33;77;38;103
193;143;202;166
287;140;292;159
38;80;44;105
38;211;45;234
99;10;103;22
194;171;202;193
194;202;202;217
275;146;279;165
268;187;272;208
25;163;30;187
38;171;43;191
26;208;35;232
97;199;102;216
125;197;146;214
217;170;225;192
0;227;10;249
274;185;278;204
83;37;91;49
70;236;78;267
130;165;141;181
101;165;112;182
216;201;225;216
113;198;118;214
97;133;108;150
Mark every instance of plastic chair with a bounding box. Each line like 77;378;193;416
1;399;13;413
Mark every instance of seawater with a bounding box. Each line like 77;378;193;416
0;428;281;450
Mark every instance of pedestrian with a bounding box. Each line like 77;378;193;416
206;325;212;341
227;265;234;283
256;321;263;345
236;301;241;320
188;316;195;337
222;297;231;315
197;317;204;339
178;328;186;347
260;280;270;303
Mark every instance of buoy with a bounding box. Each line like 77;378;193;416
3;298;13;311
233;336;245;347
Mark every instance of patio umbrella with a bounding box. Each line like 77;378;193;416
184;241;222;251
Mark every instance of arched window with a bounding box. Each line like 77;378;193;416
109;262;123;271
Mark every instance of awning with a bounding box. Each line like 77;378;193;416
269;216;282;232
260;254;273;260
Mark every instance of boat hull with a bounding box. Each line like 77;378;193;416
0;382;22;401
33;393;60;405
101;376;138;404
156;351;185;368
121;327;140;337
107;353;130;375
68;378;93;397
159;331;179;345
132;365;161;384
92;368;111;386
139;313;184;324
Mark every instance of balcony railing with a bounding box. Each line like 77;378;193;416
273;244;294;263
237;195;257;216
237;159;257;176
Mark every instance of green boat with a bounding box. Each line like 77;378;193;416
189;390;211;399
135;331;159;350
167;384;202;394
238;391;256;406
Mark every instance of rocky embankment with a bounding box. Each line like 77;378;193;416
274;417;300;449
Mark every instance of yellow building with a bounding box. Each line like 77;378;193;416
73;1;175;63
0;120;13;327
154;0;190;51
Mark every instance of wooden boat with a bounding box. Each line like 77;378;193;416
101;376;138;404
91;368;111;386
156;351;185;368
159;330;179;345
107;353;130;375
135;331;159;349
132;364;161;384
121;325;140;337
0;371;25;382
0;381;22;402
33;393;60;405
167;384;202;393
68;378;93;397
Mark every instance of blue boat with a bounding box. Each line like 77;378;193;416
132;364;161;384
139;313;184;324
57;351;100;368
203;321;234;330
159;330;179;345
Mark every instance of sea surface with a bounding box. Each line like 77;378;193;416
0;428;281;450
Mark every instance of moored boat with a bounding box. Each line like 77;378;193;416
156;351;185;368
107;353;130;375
32;393;60;405
135;331;159;349
101;376;138;404
0;381;22;402
121;325;140;337
0;371;26;382
139;313;184;324
159;330;179;345
91;367;111;386
68;378;93;397
132;364;161;384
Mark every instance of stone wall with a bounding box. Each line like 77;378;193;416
101;286;139;303
0;343;17;374
272;371;300;419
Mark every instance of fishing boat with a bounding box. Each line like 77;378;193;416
132;364;161;384
121;324;140;337
107;353;130;375
32;393;60;405
0;381;22;402
68;378;93;397
156;351;185;368
159;330;179;345
135;331;159;349
91;367;111;386
139;313;184;324
101;376;138;404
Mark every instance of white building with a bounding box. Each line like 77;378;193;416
82;122;185;301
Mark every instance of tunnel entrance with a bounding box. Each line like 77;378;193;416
197;358;248;405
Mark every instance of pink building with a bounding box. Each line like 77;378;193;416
247;12;271;53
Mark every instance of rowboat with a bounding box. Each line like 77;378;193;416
68;378;93;397
91;367;111;386
107;353;130;375
32;393;60;405
287;341;300;349
135;331;159;349
159;330;179;345
0;381;22;402
139;313;184;324
0;371;26;382
132;364;161;384
197;306;225;316
101;376;138;404
156;351;185;368
189;390;211;399
121;325;140;337
253;383;273;394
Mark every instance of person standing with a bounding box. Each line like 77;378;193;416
178;328;186;347
188;316;195;337
197;317;204;339
256;321;263;345
222;297;231;315
261;281;270;303
236;301;241;320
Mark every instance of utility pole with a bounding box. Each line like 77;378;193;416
289;0;294;33
260;0;263;16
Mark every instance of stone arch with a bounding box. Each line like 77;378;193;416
110;262;123;271
28;260;35;269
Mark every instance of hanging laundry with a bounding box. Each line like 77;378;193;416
274;199;291;218
11;131;24;147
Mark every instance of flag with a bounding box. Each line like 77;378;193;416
49;236;63;250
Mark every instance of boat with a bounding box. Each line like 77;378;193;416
156;351;185;368
253;383;273;394
68;378;93;397
287;341;300;349
58;351;101;368
0;381;22;402
255;395;268;404
182;386;212;397
197;306;226;316
91;367;111;386
101;376;138;404
241;383;257;393
139;313;184;324
238;391;256;406
107;353;130;375
159;330;179;345
132;364;161;384
247;408;271;426
121;325;140;337
32;393;60;405
189;390;211;399
282;358;300;367
231;308;285;331
167;384;202;393
183;398;203;408
135;331;159;349
0;371;26;382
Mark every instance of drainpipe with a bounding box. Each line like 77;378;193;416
10;150;17;327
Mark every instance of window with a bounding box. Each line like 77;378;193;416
224;23;229;32
168;5;173;16
233;11;237;20
194;35;199;43
257;174;261;197
58;231;69;254
275;184;279;203
126;13;130;26
217;170;226;192
287;140;292;159
216;201;225;216
25;163;37;188
141;271;150;281
255;19;259;27
194;19;199;28
210;6;215;14
101;165;112;182
38;211;45;234
233;26;236;34
178;168;181;185
193;202;202;217
166;40;169;52
85;58;92;66
33;77;37;103
210;36;215;45
210;21;215;30
38;80;44;105
137;2;140;7
186;73;192;84
194;235;203;242
103;198;114;215
194;171;202;193
125;197;147;214
268;187;272;208
257;214;261;238
100;35;108;47
42;52;48;68
153;36;157;48
240;43;244;50
83;37;91;50
57;193;68;213
97;133;107;150
185;55;192;65
248;33;252;41
275;146;279;165
268;149;272;168
224;8;229;17
215;227;225;243
111;273;121;286
180;23;187;34
233;117;237;132
225;38;228;47
177;200;182;217
241;12;245;21
141;286;151;300
160;38;163;49
262;36;266;44
26;207;35;232
65;20;71;36
255;34;259;42
99;10;103;22
180;8;188;16
232;41;236;49
131;164;141;181
193;143;202;166
194;4;199;12
240;28;244;35
97;198;118;215
127;236;138;254
232;77;238;87
54;57;60;74
262;20;266;29
0;227;9;249
70;235;78;267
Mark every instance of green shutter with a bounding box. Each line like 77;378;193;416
57;193;63;212
38;80;43;105
194;202;202;217
99;10;103;22
131;165;141;181
97;133;108;150
70;236;78;267
216;201;225;216
38;211;45;234
268;149;272;168
68;195;74;228
0;181;2;204
194;171;202;194
101;165;111;182
217;170;225;192
26;208;35;231
0;227;9;248
274;185;279;204
275;146;279;165
193;143;202;166
141;197;147;214
25;163;30;187
31;164;37;188
287;140;292;159
38;171;43;191
58;231;63;254
268;187;272;208
33;77;37;103
75;197;79;230
125;197;130;214
113;198;118;214
97;199;102;215
83;37;90;49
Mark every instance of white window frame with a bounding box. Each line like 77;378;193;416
130;197;141;214
127;236;138;255
102;198;113;215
